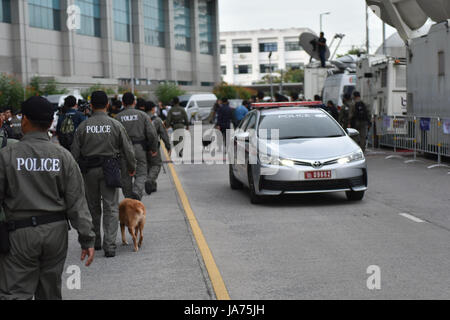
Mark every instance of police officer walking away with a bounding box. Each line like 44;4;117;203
145;101;171;194
339;93;352;129
71;91;136;258
117;92;158;200
166;97;189;157
350;91;371;152
0;96;95;300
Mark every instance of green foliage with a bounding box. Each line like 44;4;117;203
26;76;67;98
0;73;25;112
81;84;115;100
337;46;367;58
213;82;256;100
154;83;186;105
256;69;304;84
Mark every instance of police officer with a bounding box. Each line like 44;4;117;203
166;97;189;157
116;93;158;200
349;91;371;152
71;91;136;258
145;101;171;194
339;93;352;129
8;110;23;140
0;96;95;300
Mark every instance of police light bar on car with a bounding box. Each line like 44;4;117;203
251;101;323;108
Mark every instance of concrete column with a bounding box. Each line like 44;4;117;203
252;36;260;84
101;0;114;79
61;0;75;77
132;0;145;80
190;0;199;86
165;0;176;82
11;0;29;83
212;0;220;84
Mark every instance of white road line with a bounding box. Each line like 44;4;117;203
399;213;426;223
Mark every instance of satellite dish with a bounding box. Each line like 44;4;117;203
299;32;330;62
366;0;428;31
416;0;450;22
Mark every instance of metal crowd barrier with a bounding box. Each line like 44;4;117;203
368;115;450;169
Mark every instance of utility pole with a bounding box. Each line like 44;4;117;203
382;22;387;55
366;3;370;54
320;12;330;33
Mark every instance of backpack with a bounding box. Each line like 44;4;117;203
354;101;368;121
59;114;76;150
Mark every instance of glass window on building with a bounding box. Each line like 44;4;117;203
234;65;252;74
198;0;213;55
29;0;61;30
0;0;11;23
260;64;278;73
285;41;302;51
286;62;304;70
220;44;226;54
143;0;165;47
233;44;251;54
113;0;131;42
76;0;101;37
221;65;226;75
174;0;191;51
259;42;277;53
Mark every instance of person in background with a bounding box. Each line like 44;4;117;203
290;92;299;102
56;96;87;150
314;95;327;111
109;100;123;118
145;101;171;194
317;32;327;68
166;97;189;158
158;101;168;121
209;99;222;124
233;100;250;127
349;91;371;152
326;100;339;122
8;110;23;140
339;93;352;128
215;98;233;149
136;98;147;113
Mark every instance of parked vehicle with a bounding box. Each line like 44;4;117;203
179;93;218;124
322;72;357;109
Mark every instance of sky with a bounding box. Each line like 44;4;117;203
218;0;397;55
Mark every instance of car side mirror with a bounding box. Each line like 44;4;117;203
346;128;360;137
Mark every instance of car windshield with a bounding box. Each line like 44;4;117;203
258;112;345;139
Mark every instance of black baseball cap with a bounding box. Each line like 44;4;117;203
91;91;109;108
21;96;54;122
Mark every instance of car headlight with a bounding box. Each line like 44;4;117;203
337;151;365;164
259;154;294;166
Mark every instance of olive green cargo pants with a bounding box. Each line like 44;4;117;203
83;167;119;253
147;149;162;190
0;221;68;300
121;144;146;200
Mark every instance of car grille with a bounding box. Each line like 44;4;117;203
260;176;366;192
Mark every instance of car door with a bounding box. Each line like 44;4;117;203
235;112;257;181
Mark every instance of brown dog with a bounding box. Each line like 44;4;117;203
119;198;146;252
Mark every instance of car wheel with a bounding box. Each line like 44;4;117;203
247;165;263;204
346;190;365;201
229;165;243;190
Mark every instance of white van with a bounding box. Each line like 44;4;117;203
178;93;218;123
322;73;357;108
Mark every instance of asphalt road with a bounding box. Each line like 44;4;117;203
62;148;450;300
174;150;450;299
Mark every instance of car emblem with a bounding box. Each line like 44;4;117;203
312;161;323;168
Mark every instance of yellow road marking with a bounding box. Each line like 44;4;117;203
161;146;231;300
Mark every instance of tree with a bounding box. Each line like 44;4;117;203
154;83;186;105
26;76;67;98
81;84;115;100
337;46;367;58
213;82;257;100
0;73;25;112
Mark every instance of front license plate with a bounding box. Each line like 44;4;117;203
304;170;332;180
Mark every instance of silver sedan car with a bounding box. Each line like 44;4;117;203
228;105;368;204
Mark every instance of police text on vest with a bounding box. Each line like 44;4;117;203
17;158;61;172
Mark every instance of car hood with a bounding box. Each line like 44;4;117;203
263;136;361;161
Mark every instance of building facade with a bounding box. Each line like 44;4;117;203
220;28;314;86
0;0;220;91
